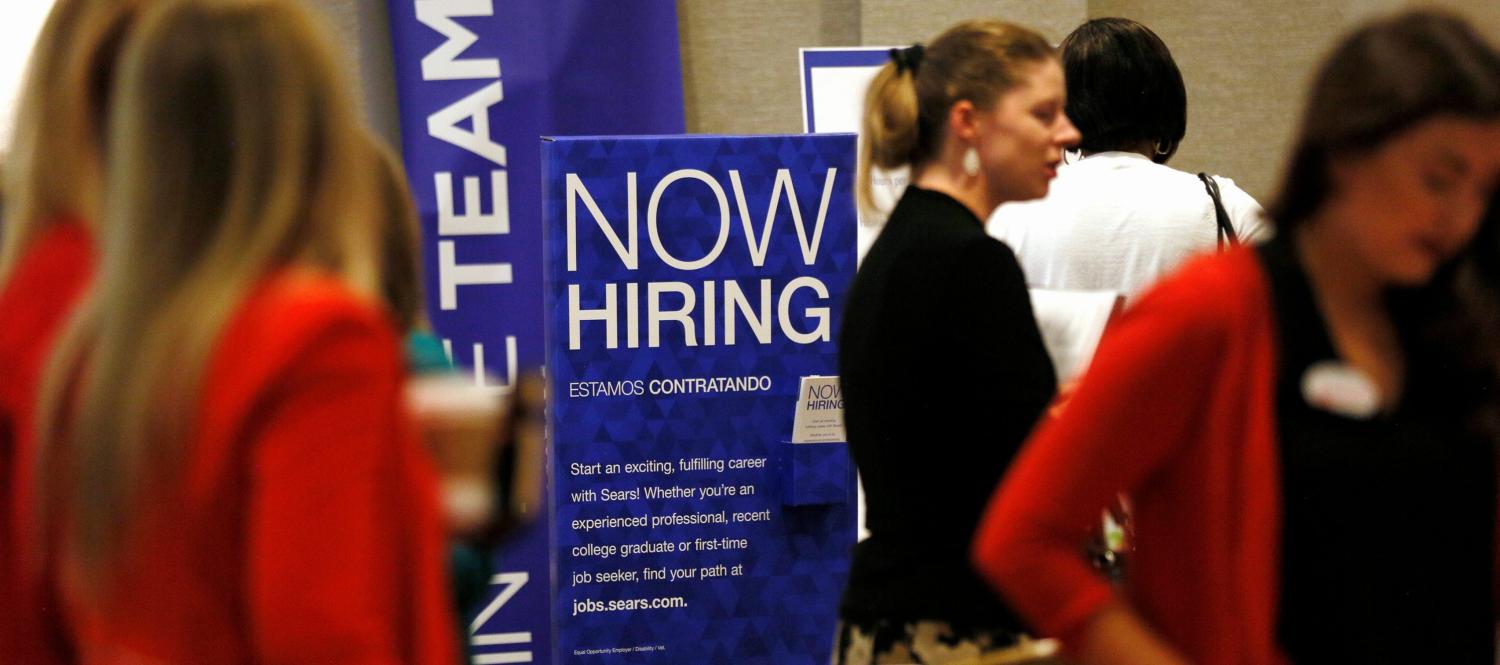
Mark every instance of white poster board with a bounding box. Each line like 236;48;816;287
799;47;907;261
800;47;897;542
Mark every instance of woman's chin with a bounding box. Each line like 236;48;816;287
1019;179;1053;202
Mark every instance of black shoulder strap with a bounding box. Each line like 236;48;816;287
1198;172;1238;251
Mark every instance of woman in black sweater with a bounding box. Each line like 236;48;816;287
836;18;1080;664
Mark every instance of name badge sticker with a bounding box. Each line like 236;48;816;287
1300;361;1381;420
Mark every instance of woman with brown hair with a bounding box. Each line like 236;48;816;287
25;0;457;661
370;135;429;338
837;18;1079;664
974;10;1500;665
0;0;145;661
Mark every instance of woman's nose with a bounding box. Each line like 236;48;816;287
1056;114;1082;147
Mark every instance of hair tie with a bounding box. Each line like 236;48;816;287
889;44;924;74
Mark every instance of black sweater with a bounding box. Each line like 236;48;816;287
1261;235;1496;664
838;186;1056;629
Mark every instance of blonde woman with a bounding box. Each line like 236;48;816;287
27;0;457;661
0;0;139;277
0;0;144;661
837;19;1079;664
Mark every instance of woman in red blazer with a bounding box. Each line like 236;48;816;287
974;11;1500;665
26;1;457;662
0;1;145;661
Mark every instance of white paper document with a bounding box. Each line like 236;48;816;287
1029;289;1125;385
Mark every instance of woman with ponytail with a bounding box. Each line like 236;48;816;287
836;18;1079;664
27;0;457;661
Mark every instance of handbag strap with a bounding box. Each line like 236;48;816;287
1198;172;1238;251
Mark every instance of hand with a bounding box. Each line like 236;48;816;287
406;374;505;535
1048;381;1079;419
1072;604;1192;665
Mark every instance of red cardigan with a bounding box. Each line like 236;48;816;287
973;247;1287;665
0;220;95;663
21;269;459;663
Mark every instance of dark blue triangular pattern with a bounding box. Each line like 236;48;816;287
542;134;858;663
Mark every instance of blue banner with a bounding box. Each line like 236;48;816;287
543;134;858;663
384;2;685;663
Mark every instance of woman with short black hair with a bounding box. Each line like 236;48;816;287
989;17;1266;302
1063;17;1187;162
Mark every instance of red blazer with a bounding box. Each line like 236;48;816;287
29;270;459;663
973;248;1287;665
0;220;95;664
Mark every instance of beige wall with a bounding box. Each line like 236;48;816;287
676;1;1085;137
679;0;1500;204
319;0;1500;205
678;0;860;137
1086;0;1369;201
1088;0;1500;202
307;0;405;151
860;0;1086;49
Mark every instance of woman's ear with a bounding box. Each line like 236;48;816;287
948;99;978;144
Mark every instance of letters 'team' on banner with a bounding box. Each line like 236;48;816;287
384;2;685;663
543;134;858;663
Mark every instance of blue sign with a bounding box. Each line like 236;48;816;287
383;2;684;663
543;134;858;663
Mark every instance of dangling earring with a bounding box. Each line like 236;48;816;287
962;146;980;177
1154;141;1171;156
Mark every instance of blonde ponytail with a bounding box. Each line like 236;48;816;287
856;20;1055;217
858;62;920;215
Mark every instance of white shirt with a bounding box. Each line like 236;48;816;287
987;151;1268;302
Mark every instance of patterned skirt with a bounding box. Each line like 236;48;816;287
831;619;1061;664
